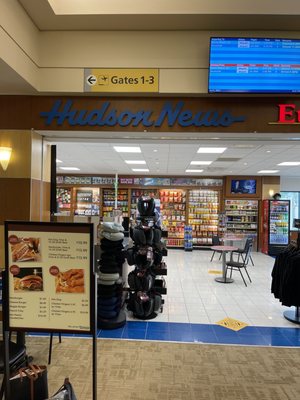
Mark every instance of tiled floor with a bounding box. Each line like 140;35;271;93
30;249;300;347
121;248;300;347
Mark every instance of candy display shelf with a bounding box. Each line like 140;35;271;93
188;190;220;246
159;189;186;247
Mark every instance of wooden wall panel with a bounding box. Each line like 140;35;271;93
0;178;31;223
0;95;300;134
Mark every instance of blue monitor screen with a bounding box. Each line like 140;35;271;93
208;37;300;93
231;179;256;195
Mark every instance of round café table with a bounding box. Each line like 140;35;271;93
211;245;238;283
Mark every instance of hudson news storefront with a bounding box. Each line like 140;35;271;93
0;95;299;259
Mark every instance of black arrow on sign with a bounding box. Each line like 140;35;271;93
87;76;97;85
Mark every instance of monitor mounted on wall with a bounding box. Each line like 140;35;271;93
231;179;257;195
208;37;300;93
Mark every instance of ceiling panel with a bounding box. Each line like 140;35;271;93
53;139;300;177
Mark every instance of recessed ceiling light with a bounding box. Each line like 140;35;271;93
113;146;141;153
277;162;300;166
186;169;204;173
125;160;146;164
266;150;271;153
155;162;159;164
132;168;149;172
56;159;63;163
243;163;248;165
258;170;279;174
197;147;227;154
153;149;158;152
59;167;80;171
190;161;212;165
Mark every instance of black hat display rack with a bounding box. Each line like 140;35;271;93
97;222;127;329
126;197;167;320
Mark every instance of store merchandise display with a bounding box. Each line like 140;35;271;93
188;190;220;246
130;189;158;218
74;187;100;216
97;222;126;329
126;197;166;320
184;225;193;251
225;199;258;248
102;189;129;217
56;188;72;215
160;189;186;247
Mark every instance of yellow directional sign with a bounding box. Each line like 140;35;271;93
217;317;248;331
84;68;159;93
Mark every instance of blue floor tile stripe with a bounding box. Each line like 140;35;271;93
28;321;300;347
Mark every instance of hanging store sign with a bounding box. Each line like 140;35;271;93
84;68;159;93
40;99;245;128
269;103;300;125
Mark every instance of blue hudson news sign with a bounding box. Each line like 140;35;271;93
40;99;245;128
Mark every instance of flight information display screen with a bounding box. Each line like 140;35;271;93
208;37;300;93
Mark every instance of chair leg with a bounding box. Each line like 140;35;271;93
210;251;215;262
238;268;247;287
250;255;254;266
244;267;252;283
218;252;222;260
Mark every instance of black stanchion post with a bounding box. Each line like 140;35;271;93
4;330;10;399
93;271;97;400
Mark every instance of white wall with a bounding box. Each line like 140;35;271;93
281;177;300;192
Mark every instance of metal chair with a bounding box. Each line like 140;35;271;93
231;237;254;266
210;235;222;262
225;242;253;286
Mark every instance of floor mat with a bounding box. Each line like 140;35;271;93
21;336;300;400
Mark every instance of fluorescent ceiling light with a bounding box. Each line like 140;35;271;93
186;169;204;173
132;168;149;172
56;159;63;163
197;147;227;154
277;162;300;166
125;160;146;164
258;170;279;174
59;167;80;171
114;146;141;153
190;161;212;165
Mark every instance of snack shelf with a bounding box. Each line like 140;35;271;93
225;199;259;249
56;187;72;215
159;189;186;247
188;190;220;246
74;187;100;216
102;188;129;217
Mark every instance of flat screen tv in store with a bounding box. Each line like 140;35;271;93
231;179;256;195
208;37;300;93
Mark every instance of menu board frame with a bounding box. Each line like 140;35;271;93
4;221;95;335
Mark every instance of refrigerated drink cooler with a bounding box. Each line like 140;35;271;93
262;200;290;256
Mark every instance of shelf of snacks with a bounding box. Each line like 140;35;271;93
188;190;220;246
130;189;159;218
56;187;72;215
74;187;100;216
224;199;259;249
102;188;129;217
159;189;186;247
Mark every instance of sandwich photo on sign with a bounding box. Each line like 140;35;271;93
11;267;44;292
8;235;41;262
